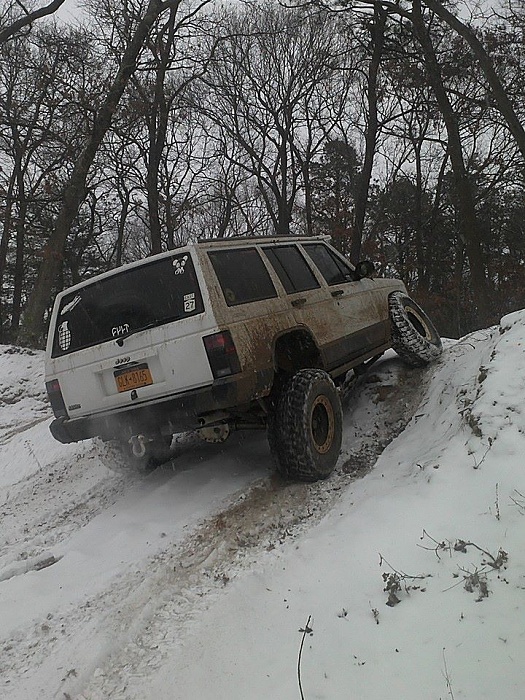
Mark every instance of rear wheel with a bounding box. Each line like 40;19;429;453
389;292;442;367
267;369;342;482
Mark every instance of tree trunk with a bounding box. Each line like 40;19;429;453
277;134;292;236
115;189;131;267
146;132;163;254
351;5;386;264
413;137;427;292
0;173;16;343
303;163;313;236
10;170;27;334
17;0;182;348
412;0;493;328
145;7;178;254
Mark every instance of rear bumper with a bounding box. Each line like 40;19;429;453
49;366;275;444
49;380;241;444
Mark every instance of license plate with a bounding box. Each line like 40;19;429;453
114;364;153;393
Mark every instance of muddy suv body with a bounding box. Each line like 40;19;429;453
45;235;441;480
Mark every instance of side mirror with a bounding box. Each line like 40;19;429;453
355;260;376;280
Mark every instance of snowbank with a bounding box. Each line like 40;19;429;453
1;313;525;699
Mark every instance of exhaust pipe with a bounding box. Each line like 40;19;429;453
198;411;230;428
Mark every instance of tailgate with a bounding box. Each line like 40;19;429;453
49;319;216;420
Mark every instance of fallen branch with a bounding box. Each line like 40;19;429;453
297;615;312;700
442;647;456;700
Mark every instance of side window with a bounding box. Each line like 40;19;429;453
303;243;356;286
262;245;320;294
208;248;277;306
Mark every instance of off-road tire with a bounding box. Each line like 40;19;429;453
389;291;442;367
267;369;342;482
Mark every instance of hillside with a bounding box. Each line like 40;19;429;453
1;312;525;699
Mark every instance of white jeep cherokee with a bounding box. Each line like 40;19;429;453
45;235;442;481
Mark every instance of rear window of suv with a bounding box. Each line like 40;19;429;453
208;248;277;306
51;252;204;357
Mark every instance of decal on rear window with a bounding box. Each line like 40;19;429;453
173;255;188;275
61;295;81;315
184;293;196;313
112;324;130;338
58;321;71;351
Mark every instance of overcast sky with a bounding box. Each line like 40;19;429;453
55;0;83;23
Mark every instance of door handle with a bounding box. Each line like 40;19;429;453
331;289;344;297
291;297;307;307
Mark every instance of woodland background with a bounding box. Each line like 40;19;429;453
1;0;525;347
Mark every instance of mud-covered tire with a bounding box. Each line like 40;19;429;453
389;292;442;367
267;369;342;482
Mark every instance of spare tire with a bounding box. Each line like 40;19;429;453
389;291;442;367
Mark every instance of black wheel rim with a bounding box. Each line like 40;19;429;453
406;307;431;340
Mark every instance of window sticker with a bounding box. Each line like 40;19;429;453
184;293;196;313
61;294;81;315
112;324;130;338
173;255;189;275
58;321;72;351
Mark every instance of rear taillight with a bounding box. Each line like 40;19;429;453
203;330;241;379
45;378;68;418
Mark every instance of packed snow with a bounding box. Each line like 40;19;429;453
1;312;525;699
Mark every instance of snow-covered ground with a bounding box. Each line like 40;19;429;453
1;312;525;699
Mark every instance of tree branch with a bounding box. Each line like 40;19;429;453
0;0;67;43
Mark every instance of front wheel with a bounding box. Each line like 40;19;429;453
267;369;342;482
389;291;442;367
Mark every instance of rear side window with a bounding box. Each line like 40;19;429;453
52;252;203;357
262;245;320;294
208;248;277;306
303;243;356;285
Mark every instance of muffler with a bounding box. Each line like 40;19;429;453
198;410;230;428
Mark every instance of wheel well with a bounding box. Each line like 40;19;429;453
273;330;323;375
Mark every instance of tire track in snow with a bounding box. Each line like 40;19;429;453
0;356;438;700
72;359;437;700
0;414;50;446
0;443;134;572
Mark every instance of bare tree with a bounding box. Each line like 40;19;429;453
197;4;354;237
422;0;525;161
193;126;277;238
409;0;491;325
0;25;100;340
18;0;213;347
297;0;495;325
